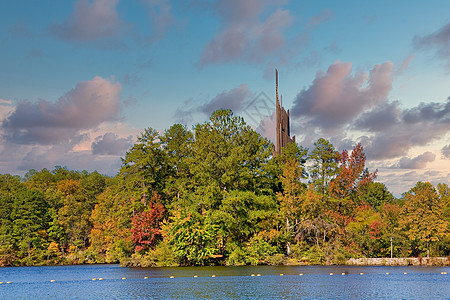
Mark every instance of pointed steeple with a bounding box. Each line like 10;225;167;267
276;69;279;106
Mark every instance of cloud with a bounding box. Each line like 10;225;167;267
256;110;276;143
200;84;251;115
360;100;450;160
291;61;394;132
26;49;43;59
395;54;415;75
354;101;401;132
92;132;133;155
1;76;122;145
286;60;450;163
306;9;333;30
392;151;436;169
0;99;12;105
199;0;293;66
442;145;450;158
414;22;450;69
140;0;176;44
50;0;127;43
174;84;252;123
8;20;32;38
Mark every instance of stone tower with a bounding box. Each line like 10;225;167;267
275;69;295;155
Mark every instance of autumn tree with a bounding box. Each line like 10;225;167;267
400;182;448;257
131;200;165;252
89;176;134;263
277;158;305;254
329;143;377;200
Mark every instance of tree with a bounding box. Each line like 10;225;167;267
160;124;194;205
89;176;134;263
190;109;273;197
308;138;340;195
120;128;167;206
131;200;165;252
329;143;377;199
399;182;448;257
9;183;49;263
359;182;394;211
164;211;219;266
277;158;305;254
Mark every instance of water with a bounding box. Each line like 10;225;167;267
0;264;449;299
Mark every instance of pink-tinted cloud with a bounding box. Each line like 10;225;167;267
199;0;293;66
50;0;127;42
359;99;450;160
2;77;122;145
288;60;450;162
291;61;394;131
392;152;436;169
92;132;133;155
395;54;415;75
256;110;276;144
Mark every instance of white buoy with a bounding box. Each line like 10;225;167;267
144;276;148;279
341;273;346;275
251;274;255;277
99;278;103;281
360;272;364;275
403;272;407;275
211;275;216;277
193;275;198;278
386;272;390;275
170;276;174;278
122;277;126;280
92;278;97;281
299;273;303;276
256;274;261;277
280;274;284;276
329;273;333;275
50;280;55;282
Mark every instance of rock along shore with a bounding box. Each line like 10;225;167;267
346;257;449;266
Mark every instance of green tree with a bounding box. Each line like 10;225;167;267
308;138;340;195
120;128;167;206
164;211;219;266
359;182;394;211
160;124;194;206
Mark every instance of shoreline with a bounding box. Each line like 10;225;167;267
2;257;449;268
346;257;449;266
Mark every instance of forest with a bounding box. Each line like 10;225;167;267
0;109;449;267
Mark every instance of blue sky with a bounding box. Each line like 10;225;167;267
0;0;449;195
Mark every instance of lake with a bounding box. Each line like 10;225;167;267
0;264;449;299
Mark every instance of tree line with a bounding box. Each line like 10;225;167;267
0;109;449;267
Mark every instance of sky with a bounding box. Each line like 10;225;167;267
0;0;449;196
